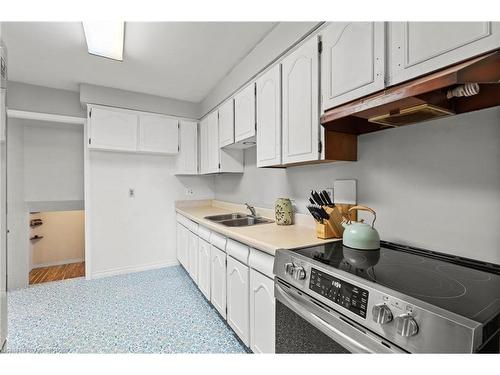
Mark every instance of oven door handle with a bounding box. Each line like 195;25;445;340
275;282;402;353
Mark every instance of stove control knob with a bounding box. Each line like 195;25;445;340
395;314;419;337
293;266;306;280
284;262;295;275
372;304;393;325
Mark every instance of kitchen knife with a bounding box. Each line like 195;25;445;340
307;205;323;223
309;197;316;205
321;190;334;206
318;206;330;220
311;191;325;206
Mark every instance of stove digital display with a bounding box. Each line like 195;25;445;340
309;268;369;319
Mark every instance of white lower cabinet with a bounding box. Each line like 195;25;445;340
187;230;198;284
227;256;250;346
198;238;211;299
176;223;189;270
210;245;227;319
249;269;275;353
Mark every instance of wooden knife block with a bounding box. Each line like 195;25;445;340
315;204;357;239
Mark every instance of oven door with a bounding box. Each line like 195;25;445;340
275;279;406;353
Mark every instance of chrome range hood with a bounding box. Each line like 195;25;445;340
321;51;500;134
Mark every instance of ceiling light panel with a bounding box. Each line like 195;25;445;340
83;21;124;61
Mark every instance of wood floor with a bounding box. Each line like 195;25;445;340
29;262;85;285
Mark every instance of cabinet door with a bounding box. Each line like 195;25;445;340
187;230;198;284
89;106;138;152
176;223;189;270
256;65;281;167
138;114;178;154
207;111;220;173
227;256;250;346
198;238;211;299
234;83;256;143
175;120;198;175
321;22;385;111
210;245;226;319
250;269;275;353
199;116;209;174
282;37;320;165
219;99;235;148
388;22;500;85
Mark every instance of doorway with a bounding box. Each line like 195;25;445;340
28;210;85;284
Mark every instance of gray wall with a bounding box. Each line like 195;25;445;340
214;107;500;264
7;81;85;117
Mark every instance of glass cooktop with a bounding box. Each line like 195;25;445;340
293;241;500;324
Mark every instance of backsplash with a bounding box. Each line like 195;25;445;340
214;107;500;264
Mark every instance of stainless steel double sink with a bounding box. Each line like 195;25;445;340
205;213;274;227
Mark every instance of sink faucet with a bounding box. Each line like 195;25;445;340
245;203;257;217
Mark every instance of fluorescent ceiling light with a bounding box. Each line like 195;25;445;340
82;21;125;61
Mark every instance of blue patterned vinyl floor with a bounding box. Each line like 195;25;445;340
7;265;247;353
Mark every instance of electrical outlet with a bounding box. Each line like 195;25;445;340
185;188;194;196
129;188;135;198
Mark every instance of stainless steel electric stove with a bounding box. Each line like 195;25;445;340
273;241;500;353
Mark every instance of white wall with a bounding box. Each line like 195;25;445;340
23;122;84;207
30;210;85;268
200;22;320;116
88;151;214;278
7;119;28;289
80;83;201;119
214;107;500;264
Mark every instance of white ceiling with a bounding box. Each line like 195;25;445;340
2;22;277;103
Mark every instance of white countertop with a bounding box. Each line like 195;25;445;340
175;200;340;256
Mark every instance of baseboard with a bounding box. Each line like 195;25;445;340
90;260;180;279
32;258;85;269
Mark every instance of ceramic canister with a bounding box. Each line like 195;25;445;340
275;198;293;225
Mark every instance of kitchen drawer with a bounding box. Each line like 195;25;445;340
177;214;198;233
226;239;250;265
210;232;227;251
197;226;211;242
249;248;274;279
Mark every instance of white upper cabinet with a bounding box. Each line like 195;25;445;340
175;120;198;175
234;82;256;146
88;106;138;152
219;99;235;148
88;105;182;155
207;111;220;173
281;37;320;165
256;64;281;167
388;22;500;85
199;115;209;174
200;110;244;174
227;256;250;346
250;269;275;353
138;114;179;154
321;22;385;111
199;112;219;174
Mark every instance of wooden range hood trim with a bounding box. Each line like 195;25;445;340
321;51;500;127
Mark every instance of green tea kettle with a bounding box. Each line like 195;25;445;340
342;205;380;250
